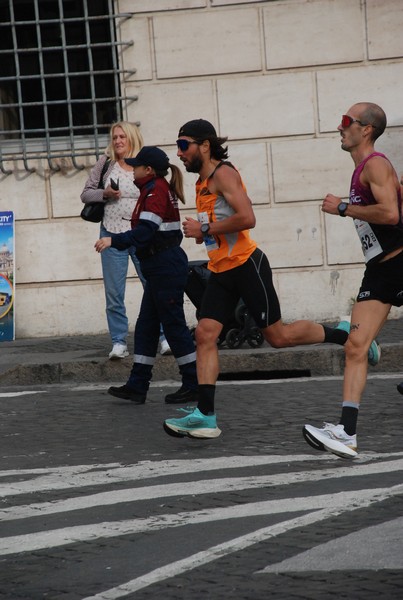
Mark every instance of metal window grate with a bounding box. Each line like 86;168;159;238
0;0;137;173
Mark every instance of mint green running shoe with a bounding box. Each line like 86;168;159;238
163;407;221;439
336;320;381;366
336;320;351;334
367;339;381;366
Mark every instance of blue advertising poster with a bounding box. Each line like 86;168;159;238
0;211;15;341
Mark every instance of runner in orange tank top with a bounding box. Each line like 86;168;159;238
163;119;379;442
195;161;256;273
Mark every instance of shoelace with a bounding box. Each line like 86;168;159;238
322;422;354;442
322;422;338;430
176;407;195;415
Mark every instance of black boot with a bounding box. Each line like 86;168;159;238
108;385;146;404
165;385;199;404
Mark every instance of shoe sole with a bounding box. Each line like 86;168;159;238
163;422;186;438
302;425;327;452
303;425;357;459
187;427;221;439
107;389;146;404
163;422;221;439
322;440;357;459
109;354;129;360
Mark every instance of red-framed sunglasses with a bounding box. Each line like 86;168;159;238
341;114;370;128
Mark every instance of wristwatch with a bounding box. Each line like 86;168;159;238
200;222;210;235
337;202;349;217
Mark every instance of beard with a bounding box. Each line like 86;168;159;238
185;156;203;173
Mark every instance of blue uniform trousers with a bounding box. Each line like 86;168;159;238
126;246;197;393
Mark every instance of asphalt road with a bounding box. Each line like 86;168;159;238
1;374;403;599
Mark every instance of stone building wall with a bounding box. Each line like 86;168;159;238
1;0;403;337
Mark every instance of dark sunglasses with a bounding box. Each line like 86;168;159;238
341;114;370;128
176;139;200;151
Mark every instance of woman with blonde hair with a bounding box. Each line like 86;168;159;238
81;122;169;359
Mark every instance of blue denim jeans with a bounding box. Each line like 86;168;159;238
100;224;144;346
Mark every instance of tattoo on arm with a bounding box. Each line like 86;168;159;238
350;323;359;332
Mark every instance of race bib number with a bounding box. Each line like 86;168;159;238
354;219;382;263
198;211;218;251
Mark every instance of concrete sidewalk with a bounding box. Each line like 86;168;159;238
1;318;403;386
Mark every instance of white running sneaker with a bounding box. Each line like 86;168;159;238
302;422;358;459
108;343;129;360
160;338;172;356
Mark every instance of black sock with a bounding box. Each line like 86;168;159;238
322;325;348;345
198;384;216;415
339;404;359;436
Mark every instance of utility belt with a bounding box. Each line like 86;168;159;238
137;237;180;260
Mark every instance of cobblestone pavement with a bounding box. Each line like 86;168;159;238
1;374;403;599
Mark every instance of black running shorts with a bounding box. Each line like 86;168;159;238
357;249;403;306
198;248;281;328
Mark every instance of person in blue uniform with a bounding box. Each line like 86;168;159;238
95;146;198;405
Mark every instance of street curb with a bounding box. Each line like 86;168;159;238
1;343;402;386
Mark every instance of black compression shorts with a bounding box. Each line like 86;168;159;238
199;248;281;328
357;249;403;306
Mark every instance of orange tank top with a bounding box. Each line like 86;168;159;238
195;162;257;273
